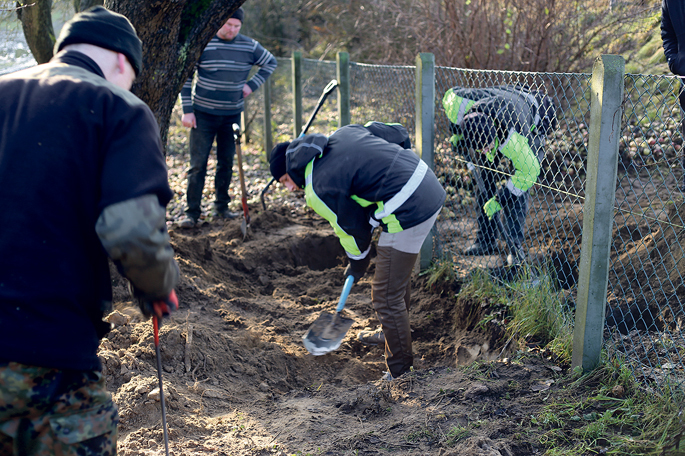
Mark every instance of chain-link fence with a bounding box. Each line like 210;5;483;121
236;55;685;393
607;73;685;393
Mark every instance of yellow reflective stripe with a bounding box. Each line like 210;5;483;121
374;160;427;220
383;214;402;233
449;134;464;146
498;129;540;193
442;89;475;125
351;195;375;207
304;160;362;256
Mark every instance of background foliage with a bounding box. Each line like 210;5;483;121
242;0;661;73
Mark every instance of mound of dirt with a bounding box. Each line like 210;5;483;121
100;203;578;455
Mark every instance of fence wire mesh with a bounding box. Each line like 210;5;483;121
607;73;685;394
349;62;416;137
251;57;685;394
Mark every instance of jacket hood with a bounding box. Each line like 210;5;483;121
286;134;329;188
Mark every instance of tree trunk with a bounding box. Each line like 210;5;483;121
16;0;55;64
74;0;103;12
104;0;244;151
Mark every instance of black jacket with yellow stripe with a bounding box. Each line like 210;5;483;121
283;123;446;260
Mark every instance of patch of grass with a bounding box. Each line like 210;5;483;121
502;264;574;364
444;425;470;446
405;426;434;442
532;354;685;455
423;260;456;290
446;259;685;455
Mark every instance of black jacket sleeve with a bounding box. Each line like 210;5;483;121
662;0;685;76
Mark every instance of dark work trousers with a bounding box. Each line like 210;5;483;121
471;153;529;251
372;209;441;379
372;246;416;378
185;111;241;220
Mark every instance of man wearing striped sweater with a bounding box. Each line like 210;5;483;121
179;7;277;227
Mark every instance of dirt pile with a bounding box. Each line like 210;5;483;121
99;203;578;455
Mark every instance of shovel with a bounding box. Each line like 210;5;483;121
233;123;250;238
302;275;355;355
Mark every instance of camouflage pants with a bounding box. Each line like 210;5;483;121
0;362;118;456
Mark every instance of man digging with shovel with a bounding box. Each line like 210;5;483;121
269;122;445;380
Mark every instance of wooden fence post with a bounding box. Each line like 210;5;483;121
263;77;273;157
292;51;302;138
572;55;625;372
337;52;350;127
415;53;437;271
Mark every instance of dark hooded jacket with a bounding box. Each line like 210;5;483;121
283;123;445;259
662;0;685;77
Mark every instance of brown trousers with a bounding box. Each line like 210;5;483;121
372;246;418;378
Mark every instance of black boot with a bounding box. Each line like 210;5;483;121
463;240;498;256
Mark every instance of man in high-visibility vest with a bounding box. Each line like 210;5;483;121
269;122;446;380
443;84;556;266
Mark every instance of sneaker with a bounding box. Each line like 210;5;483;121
213;208;239;219
463;241;498;256
380;371;394;382
358;327;385;346
178;215;197;228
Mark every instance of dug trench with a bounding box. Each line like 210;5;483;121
102;206;568;455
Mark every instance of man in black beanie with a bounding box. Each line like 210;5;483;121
0;6;179;454
179;7;278;228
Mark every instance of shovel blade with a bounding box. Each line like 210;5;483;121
240;218;247;238
302;311;354;356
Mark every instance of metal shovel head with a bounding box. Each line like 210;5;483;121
240;217;247;238
302;311;354;356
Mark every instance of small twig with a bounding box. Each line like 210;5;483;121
267;428;285;446
184;323;193;373
1;2;35;12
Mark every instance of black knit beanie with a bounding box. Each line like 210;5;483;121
231;7;245;22
461;113;498;151
54;6;143;76
269;142;291;180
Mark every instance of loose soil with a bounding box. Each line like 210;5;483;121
100;112;685;456
104;203;566;456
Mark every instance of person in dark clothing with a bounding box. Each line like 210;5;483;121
661;0;685;191
269;122;446;380
0;7;179;455
442;85;556;266
179;7;277;227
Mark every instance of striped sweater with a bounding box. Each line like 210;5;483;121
181;34;277;116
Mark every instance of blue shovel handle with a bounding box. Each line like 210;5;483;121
335;275;355;313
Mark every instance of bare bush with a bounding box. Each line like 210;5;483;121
292;0;658;72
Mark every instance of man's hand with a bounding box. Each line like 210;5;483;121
242;84;253;98
344;256;371;281
150;290;179;319
483;197;502;220
128;281;179;319
181;113;197;128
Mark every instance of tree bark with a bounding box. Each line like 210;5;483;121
73;0;103;12
104;0;244;151
16;0;55;64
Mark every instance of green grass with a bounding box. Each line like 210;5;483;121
430;261;685;455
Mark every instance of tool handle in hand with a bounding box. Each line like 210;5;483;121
335;275;354;313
